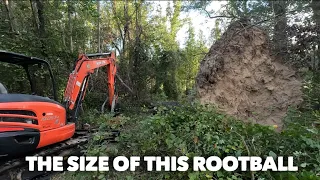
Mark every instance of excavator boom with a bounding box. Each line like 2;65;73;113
63;52;117;120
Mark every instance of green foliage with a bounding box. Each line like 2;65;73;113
302;71;320;110
110;105;319;179
54;103;320;179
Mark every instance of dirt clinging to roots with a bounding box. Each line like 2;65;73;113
196;20;303;128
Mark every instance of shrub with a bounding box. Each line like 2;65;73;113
115;104;319;179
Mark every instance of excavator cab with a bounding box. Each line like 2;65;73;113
0;51;58;99
0;51;74;156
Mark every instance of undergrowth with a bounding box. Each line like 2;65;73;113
59;105;320;180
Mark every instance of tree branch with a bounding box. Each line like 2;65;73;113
202;8;235;19
112;41;121;55
230;9;299;39
116;74;134;94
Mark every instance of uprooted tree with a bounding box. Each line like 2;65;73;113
196;19;303;128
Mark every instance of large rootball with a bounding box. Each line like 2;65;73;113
196;20;303;129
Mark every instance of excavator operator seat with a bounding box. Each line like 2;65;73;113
0;82;8;94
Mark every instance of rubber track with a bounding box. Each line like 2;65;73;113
0;130;90;178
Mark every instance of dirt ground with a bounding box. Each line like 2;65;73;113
196;19;303;129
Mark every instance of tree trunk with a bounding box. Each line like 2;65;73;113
124;0;131;84
132;0;142;99
311;0;320;70
97;0;101;53
67;0;73;53
111;0;124;54
7;0;16;31
34;0;47;57
271;1;288;61
123;0;129;55
30;0;39;31
3;0;14;32
311;0;320;26
35;0;45;37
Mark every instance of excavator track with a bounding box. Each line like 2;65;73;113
0;129;119;180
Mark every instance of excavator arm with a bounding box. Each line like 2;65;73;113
63;52;117;121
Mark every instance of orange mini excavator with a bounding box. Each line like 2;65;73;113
0;50;117;156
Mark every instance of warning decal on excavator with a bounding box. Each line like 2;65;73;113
76;81;81;87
